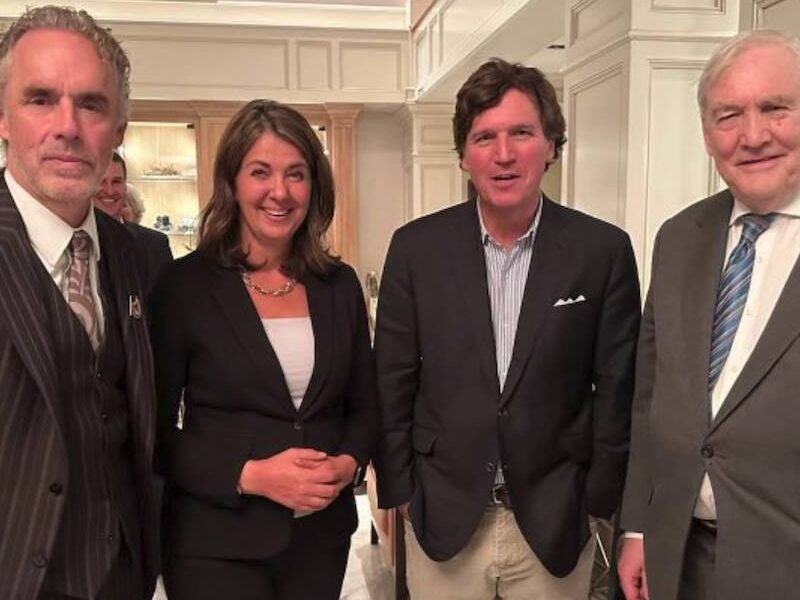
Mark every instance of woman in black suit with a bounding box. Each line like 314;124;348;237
149;99;378;600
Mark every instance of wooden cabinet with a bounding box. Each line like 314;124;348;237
122;121;199;258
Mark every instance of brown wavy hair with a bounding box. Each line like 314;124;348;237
453;58;566;165
197;99;338;278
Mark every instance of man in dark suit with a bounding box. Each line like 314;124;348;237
0;6;159;599
375;58;641;599
618;30;800;600
93;152;173;294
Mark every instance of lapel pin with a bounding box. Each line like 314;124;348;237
128;294;143;319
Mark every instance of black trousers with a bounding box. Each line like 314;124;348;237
38;547;143;600
678;519;716;600
164;515;351;600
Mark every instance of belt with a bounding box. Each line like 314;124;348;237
692;518;718;534
489;484;512;510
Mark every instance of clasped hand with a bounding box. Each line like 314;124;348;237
238;448;357;512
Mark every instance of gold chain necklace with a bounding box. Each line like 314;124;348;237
240;269;297;298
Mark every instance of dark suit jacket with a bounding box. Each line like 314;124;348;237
621;189;800;600
0;179;159;599
125;222;173;295
375;197;641;576
149;250;378;560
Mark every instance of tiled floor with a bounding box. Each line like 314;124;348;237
153;494;394;599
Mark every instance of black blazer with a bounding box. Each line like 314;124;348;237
125;222;173;295
0;180;159;599
149;250;378;559
375;197;641;576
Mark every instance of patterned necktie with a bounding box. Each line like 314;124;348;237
67;230;101;351
708;213;775;390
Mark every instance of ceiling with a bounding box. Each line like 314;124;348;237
171;0;407;5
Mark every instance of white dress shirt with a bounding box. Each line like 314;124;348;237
5;170;106;336
693;193;800;519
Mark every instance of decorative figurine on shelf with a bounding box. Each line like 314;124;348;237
154;215;174;232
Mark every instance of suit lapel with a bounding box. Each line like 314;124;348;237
299;273;333;415
681;193;732;426
711;226;800;430
208;261;296;414
449;201;501;395
500;198;567;405
0;180;63;435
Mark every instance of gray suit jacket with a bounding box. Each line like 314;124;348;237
0;178;159;599
620;189;800;600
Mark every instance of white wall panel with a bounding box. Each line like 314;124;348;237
752;0;800;33
297;42;332;91
418;163;463;215
357;112;406;282
112;23;409;103
568;65;626;226
340;43;403;91
126;38;289;91
570;0;626;45
642;61;711;277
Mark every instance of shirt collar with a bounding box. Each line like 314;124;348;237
5;169;101;267
477;195;543;246
729;189;800;226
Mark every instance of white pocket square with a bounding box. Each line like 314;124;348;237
553;294;586;307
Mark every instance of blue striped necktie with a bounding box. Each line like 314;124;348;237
708;213;775;390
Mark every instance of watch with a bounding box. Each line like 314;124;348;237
353;463;367;487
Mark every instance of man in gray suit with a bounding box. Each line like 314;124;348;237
0;6;158;599
618;30;800;600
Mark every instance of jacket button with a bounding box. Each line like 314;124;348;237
293;422;303;431
32;554;47;568
498;409;508;417
485;462;495;473
49;482;63;495
701;444;714;458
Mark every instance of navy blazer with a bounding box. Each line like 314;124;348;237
375;197;641;576
149;250;378;559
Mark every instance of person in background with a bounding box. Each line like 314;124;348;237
375;58;641;599
149;99;378;600
0;6;159;599
94;151;172;294
618;30;800;600
122;183;145;224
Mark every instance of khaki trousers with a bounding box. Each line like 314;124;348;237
405;505;596;600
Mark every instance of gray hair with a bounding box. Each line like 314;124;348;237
0;5;130;120
698;29;800;121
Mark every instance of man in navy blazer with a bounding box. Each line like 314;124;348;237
375;58;641;599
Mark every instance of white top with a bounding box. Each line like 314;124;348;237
261;317;315;411
694;193;800;520
5;169;105;337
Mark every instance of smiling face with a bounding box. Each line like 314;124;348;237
459;88;555;215
0;29;125;226
703;42;800;212
236;130;312;263
93;158;126;219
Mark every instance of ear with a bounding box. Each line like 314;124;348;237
701;122;713;156
0;107;8;142
114;120;127;148
545;139;556;166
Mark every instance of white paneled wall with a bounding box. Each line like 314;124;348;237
561;0;761;288
109;23;410;104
